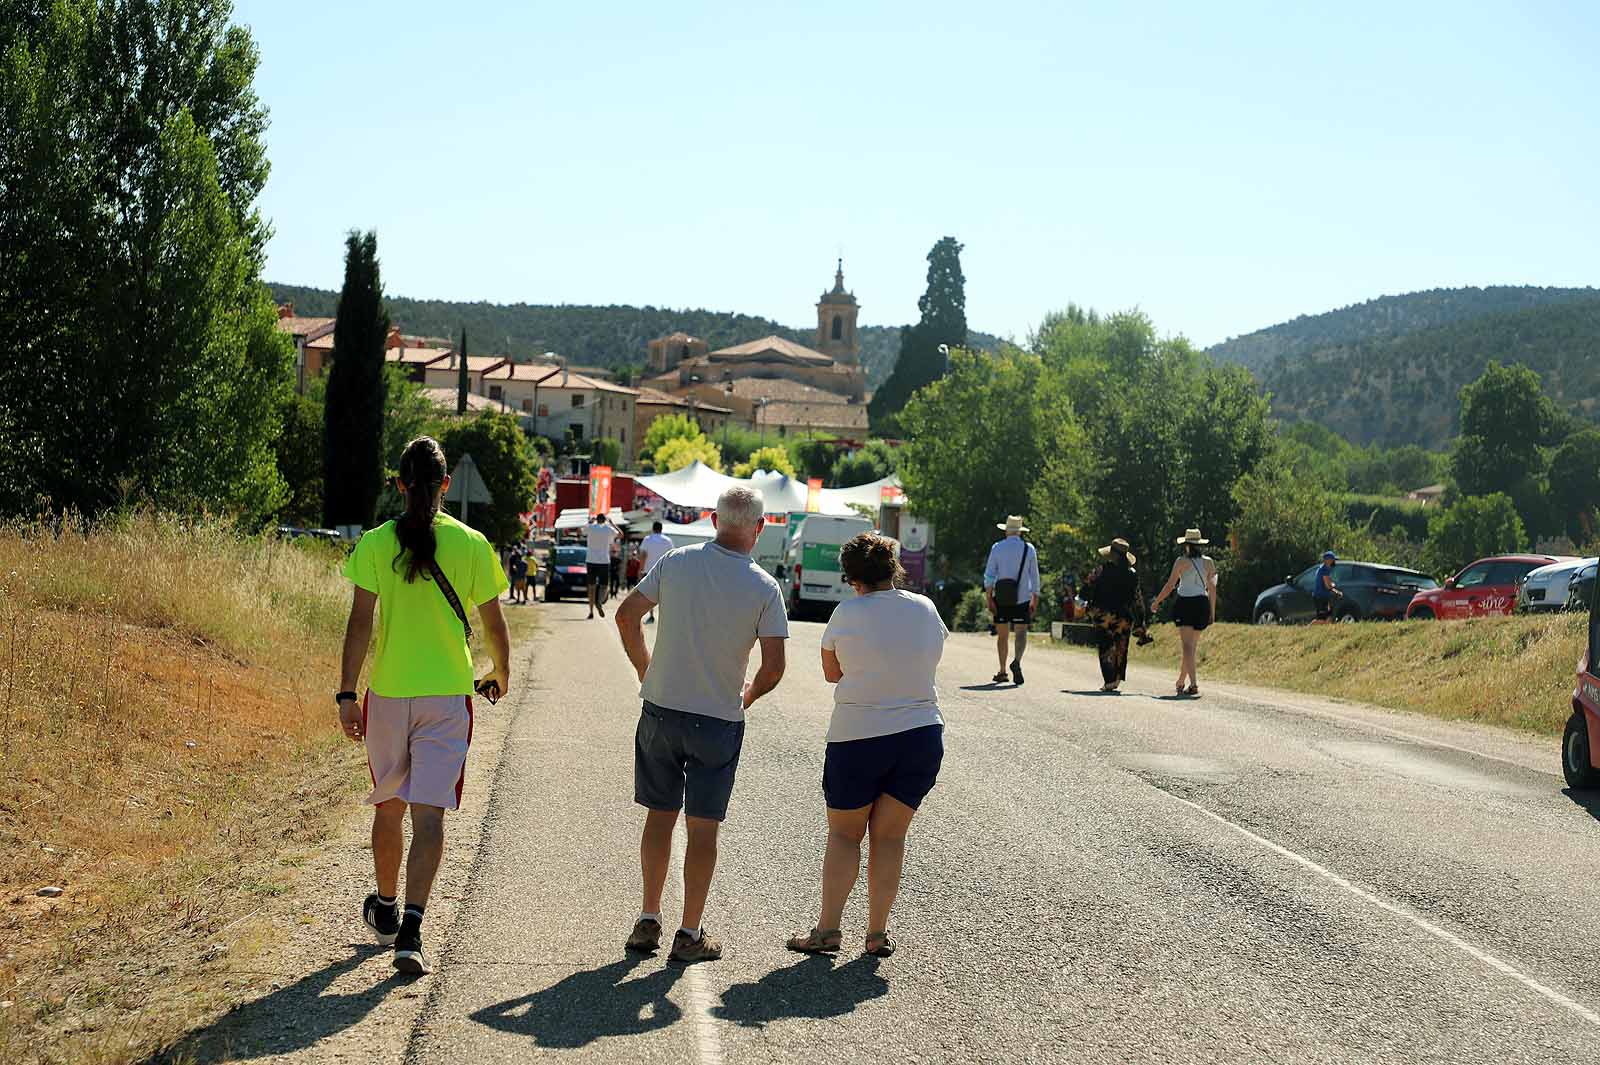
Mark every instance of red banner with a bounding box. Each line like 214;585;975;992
806;478;822;513
589;465;613;515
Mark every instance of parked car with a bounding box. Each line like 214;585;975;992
1405;554;1569;620
1253;561;1438;624
1569;560;1599;617
543;544;589;602
1517;557;1599;613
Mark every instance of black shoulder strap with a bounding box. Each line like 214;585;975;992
1014;541;1030;583
427;559;473;640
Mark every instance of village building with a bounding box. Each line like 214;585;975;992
640;262;871;438
479;363;638;454
632;387;735;462
273;304;335;391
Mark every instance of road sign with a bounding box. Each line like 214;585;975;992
445;453;493;526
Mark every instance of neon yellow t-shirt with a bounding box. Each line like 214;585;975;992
343;513;509;697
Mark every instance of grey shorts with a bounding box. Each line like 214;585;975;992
634;701;746;822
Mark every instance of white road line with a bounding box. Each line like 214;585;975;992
670;824;725;1065
1163;789;1600;1028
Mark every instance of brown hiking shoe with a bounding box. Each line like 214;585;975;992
625;917;662;953
669;928;723;964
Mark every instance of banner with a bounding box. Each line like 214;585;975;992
806;477;823;513
880;483;906;505
589;465;613;515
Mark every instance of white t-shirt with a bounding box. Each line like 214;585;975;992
584;522;618;565
637;532;675;572
820;589;948;743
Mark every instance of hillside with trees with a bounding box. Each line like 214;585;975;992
269;282;1002;387
1209;286;1600;372
1256;297;1600;449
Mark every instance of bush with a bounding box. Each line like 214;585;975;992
1423;493;1527;577
952;586;990;632
590;438;622;469
1339;494;1430;542
733;445;795;479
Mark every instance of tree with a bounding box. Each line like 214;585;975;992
734;445;795;479
1424;493;1527;577
898;348;1051;567
591;437;622;468
1549;429;1600;542
1449;361;1554;535
456;326;469;416
642;413;701;461
436;412;538;547
382;366;442;473
786;435;839;481
274;390;325;526
653;434;723;473
324;231;389;529
1222;458;1359;621
0;0;291;520
869;237;967;429
831;440;900;487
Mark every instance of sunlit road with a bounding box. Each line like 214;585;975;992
402;605;1600;1064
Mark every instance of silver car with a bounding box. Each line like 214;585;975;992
1517;556;1598;612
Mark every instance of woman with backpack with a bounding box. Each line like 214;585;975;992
1150;528;1218;697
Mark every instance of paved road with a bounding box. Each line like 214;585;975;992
402;603;1600;1064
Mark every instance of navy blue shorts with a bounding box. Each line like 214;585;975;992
822;724;944;811
634;701;745;821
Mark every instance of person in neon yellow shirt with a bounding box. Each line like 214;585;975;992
335;437;511;975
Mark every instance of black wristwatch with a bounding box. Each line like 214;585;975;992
335;690;358;706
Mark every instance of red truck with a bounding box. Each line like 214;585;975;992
1404;554;1567;620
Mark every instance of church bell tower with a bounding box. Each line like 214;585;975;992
815;259;860;366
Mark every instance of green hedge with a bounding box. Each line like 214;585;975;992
1339;494;1431;542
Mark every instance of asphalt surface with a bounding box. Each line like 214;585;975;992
397;603;1600;1064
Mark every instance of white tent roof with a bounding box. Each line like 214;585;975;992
635;462;902;518
553;506;624;530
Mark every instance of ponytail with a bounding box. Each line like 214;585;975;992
394;436;448;582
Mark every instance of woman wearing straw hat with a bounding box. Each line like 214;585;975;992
1084;538;1141;691
1150;528;1218;697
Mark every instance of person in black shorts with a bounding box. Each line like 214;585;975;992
983;516;1040;685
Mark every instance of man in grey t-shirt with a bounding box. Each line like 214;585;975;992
614;485;788;964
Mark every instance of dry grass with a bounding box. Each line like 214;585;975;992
1066;614;1587;734
0;512;533;1064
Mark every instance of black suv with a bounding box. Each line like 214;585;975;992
1253;561;1438;624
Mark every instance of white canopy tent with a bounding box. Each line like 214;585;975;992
552;506;625;531
634;461;902;518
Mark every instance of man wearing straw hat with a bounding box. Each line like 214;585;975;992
983;515;1041;685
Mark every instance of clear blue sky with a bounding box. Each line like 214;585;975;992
236;0;1599;348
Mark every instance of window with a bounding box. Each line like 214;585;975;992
1454;563;1493;589
1376;568;1437;590
489;385;503;402
1292;566;1319;595
522;398;532;412
572;394;584;408
537;404;549;417
1332;564;1364;584
1488;561;1539;586
831;315;842;340
620;428;626;443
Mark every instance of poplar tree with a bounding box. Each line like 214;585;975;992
323;231;389;529
457;326;469;415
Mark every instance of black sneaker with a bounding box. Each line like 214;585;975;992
626;917;662;953
362;894;399;947
1010;661;1024;686
394;920;432;975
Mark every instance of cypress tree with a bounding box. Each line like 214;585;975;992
457;326;469;415
323;231;389;529
869;237;968;431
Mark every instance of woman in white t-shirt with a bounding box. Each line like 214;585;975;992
786;532;947;959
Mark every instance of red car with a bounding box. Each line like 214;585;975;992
1404;554;1569;620
1564;595;1600;788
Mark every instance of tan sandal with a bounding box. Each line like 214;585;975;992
864;930;895;957
786;927;841;953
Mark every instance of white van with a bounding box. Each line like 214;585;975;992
781;513;873;619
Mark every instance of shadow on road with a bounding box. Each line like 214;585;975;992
712;954;886;1028
469;955;684;1048
149;945;405;1063
1063;689;1123;697
1561;787;1600;822
959;682;1013;691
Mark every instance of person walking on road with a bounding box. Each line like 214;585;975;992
614;485;789;964
636;520;675;625
983;515;1040;686
787;532;946;959
1150;528;1218;697
584;513;619;620
1085;537;1142;692
508;549;529;605
1312;550;1340;623
335;436;512;976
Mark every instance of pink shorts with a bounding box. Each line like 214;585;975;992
362;692;474;810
